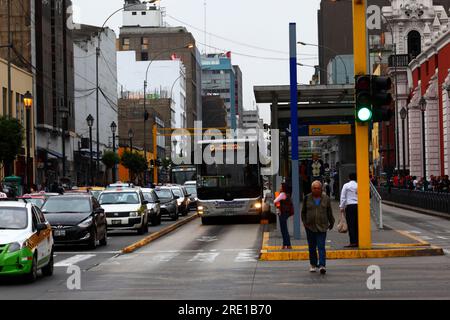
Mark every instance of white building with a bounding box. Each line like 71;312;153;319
73;25;118;185
242;109;263;131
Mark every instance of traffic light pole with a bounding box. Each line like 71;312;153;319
353;0;372;249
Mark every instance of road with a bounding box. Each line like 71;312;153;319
1;205;450;299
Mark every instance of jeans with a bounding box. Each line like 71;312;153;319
278;212;291;247
345;204;358;245
306;228;327;267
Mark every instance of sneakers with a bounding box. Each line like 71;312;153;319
319;266;327;275
309;265;317;273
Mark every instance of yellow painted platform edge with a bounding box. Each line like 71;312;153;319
393;229;430;246
122;213;199;254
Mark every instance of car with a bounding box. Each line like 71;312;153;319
0;201;54;282
105;182;135;190
77;187;106;200
169;185;190;216
141;188;161;226
41;194;108;249
17;194;46;209
184;181;198;211
98;188;149;234
154;187;179;221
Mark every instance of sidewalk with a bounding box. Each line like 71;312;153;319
260;201;444;261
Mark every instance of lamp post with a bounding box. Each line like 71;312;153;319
419;97;427;179
110;121;117;183
128;128;134;154
400;107;407;175
23;91;33;193
142;43;194;185
86;114;94;186
60;109;68;179
385;120;391;191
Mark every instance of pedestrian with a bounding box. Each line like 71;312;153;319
273;183;293;250
324;178;331;197
340;173;359;248
0;184;7;198
301;180;335;274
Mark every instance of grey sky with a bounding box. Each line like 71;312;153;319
72;0;322;123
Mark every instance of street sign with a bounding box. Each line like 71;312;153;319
309;124;352;136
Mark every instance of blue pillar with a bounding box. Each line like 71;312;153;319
289;23;301;240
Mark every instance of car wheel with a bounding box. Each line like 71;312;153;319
42;249;54;277
99;229;108;246
88;228;97;249
150;214;158;226
171;209;179;221
157;214;162;225
25;253;38;283
137;217;148;235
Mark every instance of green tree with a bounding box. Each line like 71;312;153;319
101;151;120;184
120;151;148;182
0;117;24;175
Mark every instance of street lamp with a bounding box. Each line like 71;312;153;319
142;43;194;185
297;41;349;84
400;107;407;176
419;97;427;179
128;128;134;154
110;121;117;183
60;109;69;179
86;114;94;186
23;91;33;193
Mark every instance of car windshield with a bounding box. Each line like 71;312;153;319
0;207;28;229
143;192;157;203
90;190;102;199
172;189;183;197
41;198;91;213
24;198;45;208
99;192;140;205
155;190;173;199
185;186;197;195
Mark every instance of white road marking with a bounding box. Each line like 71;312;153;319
196;236;218;242
54;254;96;267
443;249;450;255
234;251;259;262
151;252;180;262
436;236;449;240
189;252;220;263
55;251;120;255
419;236;433;240
407;230;422;234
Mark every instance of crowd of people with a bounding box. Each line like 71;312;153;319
371;174;450;193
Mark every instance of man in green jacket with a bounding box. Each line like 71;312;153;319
301;180;335;274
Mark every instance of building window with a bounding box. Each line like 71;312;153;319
141;52;149;61
407;30;421;59
122;38;130;50
15;92;20;120
141;37;149;50
426;60;429;76
141;11;146;15
132;12;137;15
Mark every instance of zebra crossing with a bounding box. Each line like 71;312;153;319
54;249;261;268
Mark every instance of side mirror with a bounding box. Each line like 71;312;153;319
142;200;149;205
36;223;47;233
155;200;161;204
187;194;192;197
174;196;180;200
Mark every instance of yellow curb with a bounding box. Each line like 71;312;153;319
259;246;444;261
263;245;332;250
122;213;199;254
262;232;270;249
372;242;430;247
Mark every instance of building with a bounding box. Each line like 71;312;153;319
202;96;227;129
118;0;201;130
241;109;263;131
0;0;76;187
383;0;450;178
233;65;244;128
0;58;34;185
201;53;241;129
72;25;119;186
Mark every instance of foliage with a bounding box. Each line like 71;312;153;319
120;151;148;176
102;150;120;169
0;117;24;165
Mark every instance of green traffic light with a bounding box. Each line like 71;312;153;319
357;106;372;122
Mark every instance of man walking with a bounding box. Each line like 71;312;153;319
301;180;335;275
340;173;358;247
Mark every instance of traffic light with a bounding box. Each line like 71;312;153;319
355;75;373;123
371;76;393;123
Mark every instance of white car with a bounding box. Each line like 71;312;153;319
98;189;150;234
0;201;54;282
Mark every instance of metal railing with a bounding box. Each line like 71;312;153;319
388;54;411;68
370;182;383;229
377;187;450;216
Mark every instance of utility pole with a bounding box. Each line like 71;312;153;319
353;0;372;249
7;0;12;118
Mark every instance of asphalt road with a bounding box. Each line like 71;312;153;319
1;205;450;300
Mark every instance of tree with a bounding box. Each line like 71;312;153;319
101;151;120;184
0;117;24;175
120;151;147;183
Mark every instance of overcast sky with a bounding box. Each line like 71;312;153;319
72;0;322;123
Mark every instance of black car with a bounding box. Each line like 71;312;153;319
41;194;107;249
154;187;179;221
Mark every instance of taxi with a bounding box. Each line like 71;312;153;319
0;201;54;282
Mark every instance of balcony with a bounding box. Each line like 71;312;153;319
389;54;411;68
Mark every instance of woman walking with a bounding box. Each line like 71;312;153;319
274;183;293;249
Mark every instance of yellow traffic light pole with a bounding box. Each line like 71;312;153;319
353;0;372;249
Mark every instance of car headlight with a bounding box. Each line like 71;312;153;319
78;217;93;228
7;242;22;253
194;197;198;201
197;206;204;211
253;202;262;209
130;211;139;217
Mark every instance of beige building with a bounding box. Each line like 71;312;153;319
0;58;34;186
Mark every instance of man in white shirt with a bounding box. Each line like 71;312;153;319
339;173;358;247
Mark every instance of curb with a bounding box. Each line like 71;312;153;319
382;201;450;220
122;213;199;254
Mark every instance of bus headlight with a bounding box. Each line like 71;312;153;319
197;206;204;211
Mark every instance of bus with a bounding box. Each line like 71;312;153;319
196;138;263;224
170;164;197;185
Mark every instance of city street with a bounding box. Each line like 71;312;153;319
1;205;449;300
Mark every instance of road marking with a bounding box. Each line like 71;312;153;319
54;254;96;267
234;251;259;262
189;252;220;263
419;236;433;240
151;252;180;262
55;251;120;255
443;249;450;255
437;236;449;240
407;230;422;234
196;236;218;242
